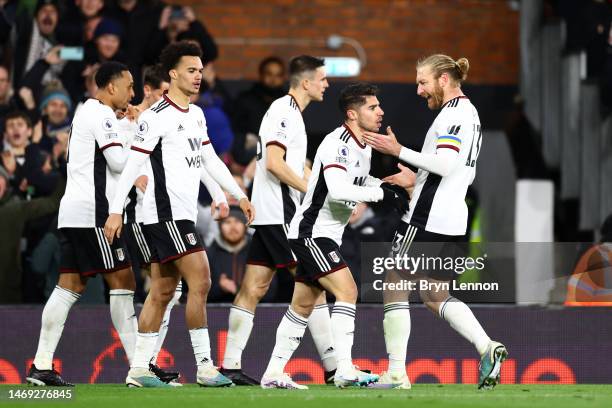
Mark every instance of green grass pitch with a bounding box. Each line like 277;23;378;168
1;384;612;408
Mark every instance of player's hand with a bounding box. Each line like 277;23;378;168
363;126;402;157
383;163;416;191
380;183;409;215
126;104;142;122
212;201;230;220
219;274;237;294
238;198;255;225
134;175;148;193
104;213;123;245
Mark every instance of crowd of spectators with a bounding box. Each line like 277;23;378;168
0;0;411;305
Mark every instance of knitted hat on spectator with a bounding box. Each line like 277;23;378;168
94;18;123;39
35;0;60;15
221;205;247;225
39;84;72;112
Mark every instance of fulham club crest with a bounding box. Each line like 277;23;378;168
185;233;197;246
328;251;340;263
116;248;125;261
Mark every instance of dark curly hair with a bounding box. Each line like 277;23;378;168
159;40;203;80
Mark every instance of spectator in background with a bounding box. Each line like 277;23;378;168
193;62;234;155
106;0;165;102
0;64;37;131
2;110;60;199
147;5;217;65
0;167;64;303
8;0;62;88
231;56;286;165
59;0;105;45
38;82;71;153
208;206;277;303
61;18;126;104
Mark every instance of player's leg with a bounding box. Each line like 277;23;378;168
308;288;337;383
420;278;507;389
150;276;182;384
104;266;137;364
379;222;415;389
317;267;378;387
260;281;319;390
222;264;274;373
125;222;180;382
127;261;179;388
175;250;232;387
221;226;279;383
27;271;86;386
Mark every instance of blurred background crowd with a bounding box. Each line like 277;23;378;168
0;0;611;305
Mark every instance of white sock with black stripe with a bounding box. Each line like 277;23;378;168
33;286;80;370
109;289;138;365
439;297;490;356
263;307;308;377
131;332;158;369
222;305;255;370
309;303;336;372
383;302;410;375
331;302;356;375
190;327;213;367
151;282;182;365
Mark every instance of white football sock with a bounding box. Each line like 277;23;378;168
109;289;138;365
309;303;336;372
131;332;158;369
331;302;356;375
33;286;80;370
151;282;182;365
263;307;307;376
222;305;254;369
383;302;411;375
439;296;490;356
189;327;212;367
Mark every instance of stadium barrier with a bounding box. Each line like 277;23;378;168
1;305;610;384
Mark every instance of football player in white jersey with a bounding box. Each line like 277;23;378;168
260;83;410;389
363;54;507;390
27;62;136;386
104;41;254;388
221;55;338;385
118;64;229;385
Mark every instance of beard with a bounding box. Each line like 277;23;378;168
428;83;445;110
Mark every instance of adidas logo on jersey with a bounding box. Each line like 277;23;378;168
178;124;185;131
355;160;360;167
324;346;334;354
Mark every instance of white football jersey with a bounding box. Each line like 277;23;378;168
251;94;307;226
58;99;125;228
117;117;152;224
403;96;482;235
130;94;210;224
288;125;377;246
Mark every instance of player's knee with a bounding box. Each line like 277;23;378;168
189;278;211;299
334;284;358;304
150;286;175;307
291;300;315;318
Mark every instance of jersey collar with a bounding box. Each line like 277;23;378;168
163;93;189;113
441;95;469;109
343;123;367;149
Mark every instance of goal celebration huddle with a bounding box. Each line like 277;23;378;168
25;40;507;390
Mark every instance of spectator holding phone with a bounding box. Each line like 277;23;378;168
147;5;218;65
